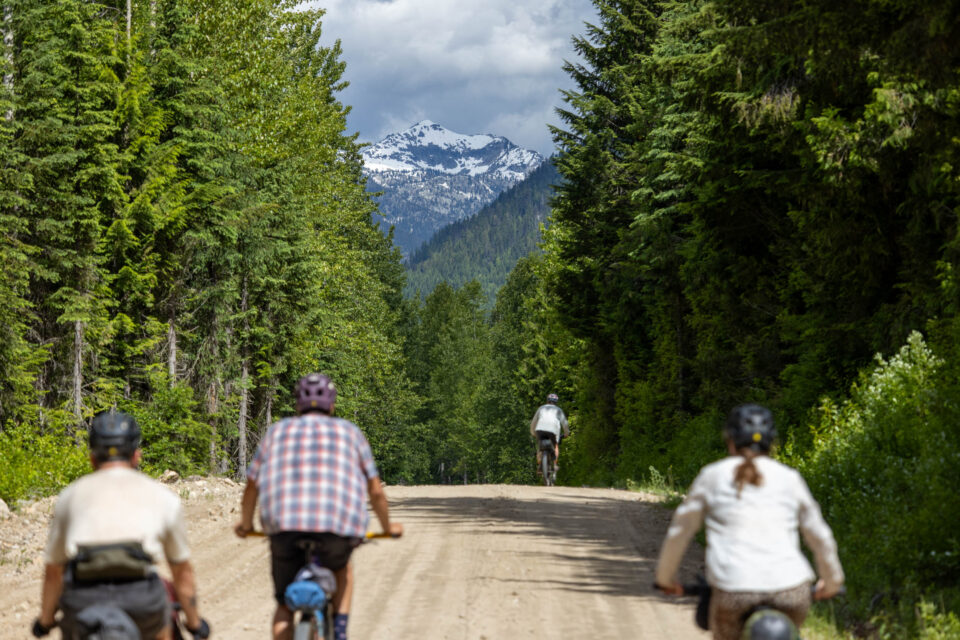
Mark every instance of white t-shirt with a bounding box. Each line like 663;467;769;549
530;404;569;439
655;455;844;593
44;467;191;566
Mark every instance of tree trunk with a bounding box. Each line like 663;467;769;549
167;314;177;386
3;5;12;121
265;388;272;428
126;0;131;45
238;360;248;474
73;321;83;420
237;276;250;475
207;380;218;473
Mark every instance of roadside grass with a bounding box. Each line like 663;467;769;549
624;465;684;509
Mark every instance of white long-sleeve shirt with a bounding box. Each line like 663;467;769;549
655;455;844;593
530;404;569;439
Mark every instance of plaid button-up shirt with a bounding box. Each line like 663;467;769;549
247;414;379;537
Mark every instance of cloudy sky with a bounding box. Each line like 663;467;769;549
310;0;598;155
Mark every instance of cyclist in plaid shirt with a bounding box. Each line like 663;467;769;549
235;373;403;640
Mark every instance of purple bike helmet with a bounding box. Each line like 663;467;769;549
294;373;337;414
546;393;559;404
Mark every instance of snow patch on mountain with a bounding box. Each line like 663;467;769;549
362;121;545;257
362;121;542;180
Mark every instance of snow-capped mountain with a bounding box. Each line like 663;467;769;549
362;121;543;256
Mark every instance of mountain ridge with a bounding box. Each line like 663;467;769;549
363;121;543;256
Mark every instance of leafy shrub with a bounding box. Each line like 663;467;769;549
126;377;210;477
0;419;89;504
796;331;960;634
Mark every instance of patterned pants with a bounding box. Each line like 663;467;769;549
709;582;811;640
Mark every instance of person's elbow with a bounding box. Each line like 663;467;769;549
368;476;385;500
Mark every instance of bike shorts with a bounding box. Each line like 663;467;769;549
270;532;362;605
709;582;811;640
59;573;169;639
535;430;557;448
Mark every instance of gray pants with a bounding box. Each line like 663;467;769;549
59;574;170;639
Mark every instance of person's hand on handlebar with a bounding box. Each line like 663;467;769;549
387;522;404;538
234;521;254;538
813;578;842;601
655;582;685;596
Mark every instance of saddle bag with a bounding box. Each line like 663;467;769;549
71;542;153;583
285;580;326;611
284;563;336;611
75;605;140;640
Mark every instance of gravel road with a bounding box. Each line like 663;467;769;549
0;481;709;639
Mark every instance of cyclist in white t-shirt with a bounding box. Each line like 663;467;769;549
654;404;844;640
530;393;570;472
33;410;209;640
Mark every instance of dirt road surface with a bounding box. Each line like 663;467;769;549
0;481;708;639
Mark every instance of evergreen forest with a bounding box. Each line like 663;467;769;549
404;159;559;302
2;0;959;636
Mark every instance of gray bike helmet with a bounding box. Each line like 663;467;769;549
89;410;141;462
295;373;337;414
741;609;800;640
724;404;776;452
546;393;559;404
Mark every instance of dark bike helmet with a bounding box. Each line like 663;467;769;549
295;373;336;415
724;404;777;452
89;410;141;462
546;393;559;404
741;609;800;640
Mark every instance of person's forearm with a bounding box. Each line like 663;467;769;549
655;496;704;587
370;488;391;531
240;479;258;529
170;561;201;629
39;564;64;626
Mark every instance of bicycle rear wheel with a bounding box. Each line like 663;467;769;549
541;454;553;486
293;618;318;640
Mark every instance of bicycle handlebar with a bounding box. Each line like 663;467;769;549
653;582;846;599
243;530;401;540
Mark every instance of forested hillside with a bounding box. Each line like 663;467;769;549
0;0;415;496
405;159;559;300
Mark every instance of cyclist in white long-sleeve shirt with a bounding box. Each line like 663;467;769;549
530;393;570;473
654;404;844;640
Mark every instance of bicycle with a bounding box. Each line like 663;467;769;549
249;531;397;640
537;435;557;486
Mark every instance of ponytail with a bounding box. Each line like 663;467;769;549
733;447;764;497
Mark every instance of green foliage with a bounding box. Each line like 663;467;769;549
0;0;416;490
794;332;960;634
525;0;960;634
0;421;89;504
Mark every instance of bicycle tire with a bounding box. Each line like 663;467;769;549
322;604;335;640
541;454;553;486
293;618;317;640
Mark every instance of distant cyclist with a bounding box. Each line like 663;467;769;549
654;404;844;640
235;373;402;640
34;410;209;639
530;393;569;474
